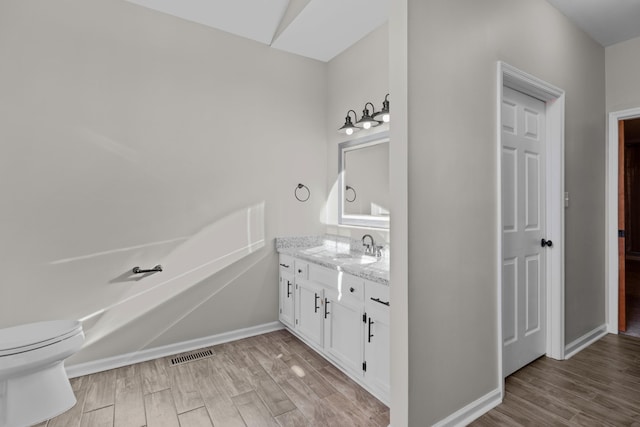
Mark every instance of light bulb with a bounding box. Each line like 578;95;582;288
382;114;390;123
346;128;354;135
363;122;371;130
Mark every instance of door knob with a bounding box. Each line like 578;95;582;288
541;238;553;248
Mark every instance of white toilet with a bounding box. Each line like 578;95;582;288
0;320;84;427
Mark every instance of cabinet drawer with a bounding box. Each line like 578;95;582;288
341;274;364;302
308;263;339;287
365;281;390;312
279;255;293;273
294;259;309;279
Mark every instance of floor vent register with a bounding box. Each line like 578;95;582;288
169;349;214;366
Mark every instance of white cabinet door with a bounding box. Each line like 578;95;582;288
364;305;390;401
295;278;324;347
323;288;364;375
279;271;295;328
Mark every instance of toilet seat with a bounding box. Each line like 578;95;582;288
0;320;82;357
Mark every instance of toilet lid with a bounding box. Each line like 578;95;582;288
0;320;82;356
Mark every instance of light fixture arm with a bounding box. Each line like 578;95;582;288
338;109;360;135
373;94;390;123
355;102;380;129
363;102;376;116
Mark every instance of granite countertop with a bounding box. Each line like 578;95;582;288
276;235;390;286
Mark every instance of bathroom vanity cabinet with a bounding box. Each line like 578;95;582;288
278;253;390;404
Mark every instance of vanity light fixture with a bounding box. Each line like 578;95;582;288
338;95;391;135
338;110;359;135
372;94;390;123
355;102;380;130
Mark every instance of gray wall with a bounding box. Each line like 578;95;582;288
606;36;640;112
403;0;605;424
0;0;328;363
388;0;409;424
326;24;390;245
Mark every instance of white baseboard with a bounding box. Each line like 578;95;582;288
65;321;284;378
564;323;607;359
432;388;502;427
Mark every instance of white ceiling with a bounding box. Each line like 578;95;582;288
124;0;390;62
546;0;640;46
123;0;640;63
125;0;290;46
270;0;390;62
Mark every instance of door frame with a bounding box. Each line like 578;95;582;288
496;62;565;393
606;107;640;333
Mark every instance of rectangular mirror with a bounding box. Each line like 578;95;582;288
338;130;390;229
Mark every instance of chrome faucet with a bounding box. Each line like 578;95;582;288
362;234;375;255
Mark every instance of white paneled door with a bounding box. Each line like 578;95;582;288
502;86;548;377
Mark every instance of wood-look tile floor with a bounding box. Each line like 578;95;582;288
472;333;640;426
34;329;389;427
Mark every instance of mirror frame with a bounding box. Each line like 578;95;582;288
338;130;390;229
